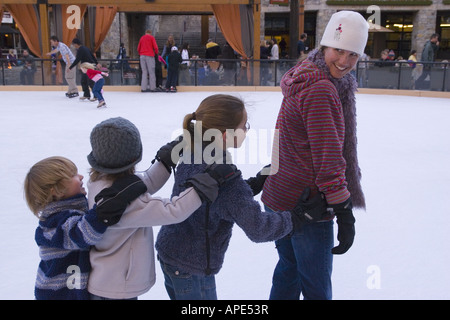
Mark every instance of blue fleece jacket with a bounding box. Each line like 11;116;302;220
155;159;293;276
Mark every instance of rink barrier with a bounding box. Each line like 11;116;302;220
1;57;449;95
0;85;449;98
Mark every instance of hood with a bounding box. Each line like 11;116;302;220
280;59;328;98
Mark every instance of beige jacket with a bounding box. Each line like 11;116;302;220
87;161;201;299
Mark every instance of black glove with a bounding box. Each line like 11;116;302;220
245;164;271;196
95;175;148;226
185;164;242;203
290;187;331;232
329;198;355;254
153;135;184;173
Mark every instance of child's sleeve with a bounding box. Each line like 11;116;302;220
221;179;293;243
108;186;202;229
137;160;171;194
35;210;107;250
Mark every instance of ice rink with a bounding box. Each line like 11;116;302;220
1;89;449;300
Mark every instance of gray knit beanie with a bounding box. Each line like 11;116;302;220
87;117;143;174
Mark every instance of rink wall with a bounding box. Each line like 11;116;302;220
0;85;449;98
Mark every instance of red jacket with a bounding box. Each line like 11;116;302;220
138;34;158;57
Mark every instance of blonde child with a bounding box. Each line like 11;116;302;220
80;62;108;108
24;156;146;300
85;117;238;300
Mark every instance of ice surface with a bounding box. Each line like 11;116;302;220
1;90;449;300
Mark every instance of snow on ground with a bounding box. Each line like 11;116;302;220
0;90;449;300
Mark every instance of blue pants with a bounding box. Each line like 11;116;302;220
267;207;334;300
165;68;179;89
159;258;217;300
92;78;105;102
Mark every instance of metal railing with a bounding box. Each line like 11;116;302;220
1;58;449;91
355;60;449;91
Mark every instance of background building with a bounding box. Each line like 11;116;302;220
1;1;449;61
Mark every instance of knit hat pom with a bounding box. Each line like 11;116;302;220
87;117;143;174
320;11;369;56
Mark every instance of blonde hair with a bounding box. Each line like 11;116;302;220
24;156;78;218
183;94;245;150
80;62;96;70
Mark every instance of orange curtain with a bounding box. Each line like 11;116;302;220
211;4;254;59
211;4;245;58
94;6;117;52
52;5;87;84
62;4;87;45
5;4;42;58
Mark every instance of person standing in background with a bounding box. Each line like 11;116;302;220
161;34;176;61
416;33;440;90
7;49;18;66
297;33;308;59
165;46;182;92
20;49;36;85
138;30;159;92
179;42;191;85
47;36;79;98
270;39;280;84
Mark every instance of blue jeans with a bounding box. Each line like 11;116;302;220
266;206;334;300
159;257;217;300
92;78;105;102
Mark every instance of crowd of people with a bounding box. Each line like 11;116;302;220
3;25;444;93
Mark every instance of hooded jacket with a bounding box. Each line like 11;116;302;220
262;48;365;211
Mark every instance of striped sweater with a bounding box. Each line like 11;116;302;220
34;194;107;300
262;58;350;211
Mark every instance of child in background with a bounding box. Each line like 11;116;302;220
80;62;108;108
154;54;166;92
85;117;239;300
165;46;182;92
24;156;146;300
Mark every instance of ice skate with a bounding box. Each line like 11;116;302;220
97;101;106;108
66;92;79;98
79;96;90;101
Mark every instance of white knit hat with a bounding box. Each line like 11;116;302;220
320;11;369;55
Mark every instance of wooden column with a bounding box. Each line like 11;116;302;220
39;3;50;55
201;15;209;47
39;2;51;84
253;0;260;85
289;0;299;59
299;0;304;35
